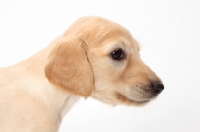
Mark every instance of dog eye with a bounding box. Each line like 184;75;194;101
111;48;125;60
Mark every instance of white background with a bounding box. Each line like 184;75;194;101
0;0;200;132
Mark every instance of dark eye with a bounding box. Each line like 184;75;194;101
111;48;125;60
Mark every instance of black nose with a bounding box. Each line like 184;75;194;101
152;83;164;94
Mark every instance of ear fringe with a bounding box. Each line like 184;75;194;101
45;38;93;97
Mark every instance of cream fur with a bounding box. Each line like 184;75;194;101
0;16;163;131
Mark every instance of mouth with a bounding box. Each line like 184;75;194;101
115;92;151;106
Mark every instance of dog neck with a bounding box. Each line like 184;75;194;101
4;42;81;122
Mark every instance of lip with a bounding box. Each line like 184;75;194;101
115;92;150;105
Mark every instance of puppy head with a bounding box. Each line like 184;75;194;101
45;16;164;106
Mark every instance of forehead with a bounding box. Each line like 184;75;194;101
86;19;140;50
88;24;140;52
73;17;140;53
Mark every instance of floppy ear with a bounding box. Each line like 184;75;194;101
45;38;93;97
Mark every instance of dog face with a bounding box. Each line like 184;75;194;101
45;16;164;106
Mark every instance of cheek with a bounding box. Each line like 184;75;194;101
93;60;127;82
92;66;127;92
88;51;130;90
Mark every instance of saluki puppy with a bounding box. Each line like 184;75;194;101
0;16;164;132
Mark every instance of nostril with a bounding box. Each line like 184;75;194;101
152;83;164;94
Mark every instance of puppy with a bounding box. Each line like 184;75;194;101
0;16;164;132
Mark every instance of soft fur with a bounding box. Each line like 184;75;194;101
0;16;164;132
